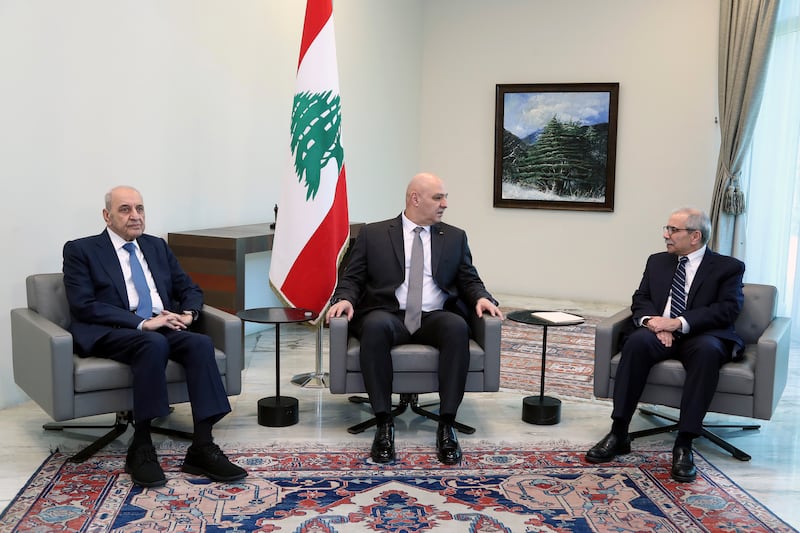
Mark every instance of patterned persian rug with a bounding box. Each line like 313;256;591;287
501;311;600;399
2;444;796;532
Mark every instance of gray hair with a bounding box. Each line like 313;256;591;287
105;186;140;210
673;207;711;244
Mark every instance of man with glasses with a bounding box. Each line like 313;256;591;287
585;208;745;482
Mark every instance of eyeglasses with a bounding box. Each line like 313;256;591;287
663;226;697;236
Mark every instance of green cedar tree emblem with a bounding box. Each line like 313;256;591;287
290;90;344;200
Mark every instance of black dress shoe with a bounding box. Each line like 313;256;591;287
585;432;632;463
370;421;395;464
436;422;462;465
126;444;166;487
182;443;248;482
671;445;697;482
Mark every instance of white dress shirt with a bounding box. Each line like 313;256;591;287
107;228;165;315
652;245;707;334
395;213;447;312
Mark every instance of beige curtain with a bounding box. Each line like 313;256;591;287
709;0;779;253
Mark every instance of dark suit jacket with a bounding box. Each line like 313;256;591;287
63;230;203;355
630;249;745;358
332;215;495;320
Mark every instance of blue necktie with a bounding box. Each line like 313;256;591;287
670;256;688;318
123;242;153;319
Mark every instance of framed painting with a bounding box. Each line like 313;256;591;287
493;82;619;211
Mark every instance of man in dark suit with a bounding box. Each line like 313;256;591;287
62;185;247;487
586;208;745;482
326;172;503;465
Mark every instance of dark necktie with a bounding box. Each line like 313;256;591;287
123;242;153;319
404;227;424;334
670;256;689;318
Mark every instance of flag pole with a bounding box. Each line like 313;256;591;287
291;321;328;388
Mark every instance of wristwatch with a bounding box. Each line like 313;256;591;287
183;309;199;321
642;317;651;326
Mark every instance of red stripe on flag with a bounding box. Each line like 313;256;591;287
280;165;349;312
298;0;332;69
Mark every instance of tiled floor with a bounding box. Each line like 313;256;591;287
1;294;798;528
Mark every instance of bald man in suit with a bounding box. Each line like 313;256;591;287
586;208;745;482
63;186;247;487
326;172;502;465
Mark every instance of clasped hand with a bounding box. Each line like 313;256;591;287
142;310;192;331
644;316;681;347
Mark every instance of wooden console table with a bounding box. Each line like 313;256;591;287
168;222;363;314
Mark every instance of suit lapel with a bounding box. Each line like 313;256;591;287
430;223;443;277
655;254;678;311
388;217;405;271
687;250;715;307
95;231;130;306
138;236;168;302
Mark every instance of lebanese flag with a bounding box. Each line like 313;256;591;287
269;0;349;322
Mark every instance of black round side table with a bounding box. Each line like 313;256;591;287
236;307;318;427
506;310;585;425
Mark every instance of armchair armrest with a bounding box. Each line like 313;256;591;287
469;314;502;391
593;307;633;398
196;305;244;395
328;316;350;394
753;315;791;419
10;307;76;421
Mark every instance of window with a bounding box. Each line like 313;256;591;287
743;1;800;338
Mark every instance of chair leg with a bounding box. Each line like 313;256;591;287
631;407;758;462
347;395;411;434
44;410;194;463
148;417;195;441
407;394;476;435
43;411;132;464
346;393;476;435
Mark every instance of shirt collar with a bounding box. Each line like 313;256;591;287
106;227;137;251
684;245;706;265
401;212;429;234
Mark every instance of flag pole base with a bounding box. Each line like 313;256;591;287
291;372;329;388
291;320;328;389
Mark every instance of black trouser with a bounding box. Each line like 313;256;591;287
353;309;470;416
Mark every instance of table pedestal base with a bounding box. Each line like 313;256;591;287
522;395;561;425
257;396;298;427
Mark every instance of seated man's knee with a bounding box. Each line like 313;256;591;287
136;332;171;366
141;332;170;356
683;335;729;367
623;327;661;351
187;332;214;352
359;311;397;337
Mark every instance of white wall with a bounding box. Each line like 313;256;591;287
0;0;423;408
0;0;719;409
418;0;720;305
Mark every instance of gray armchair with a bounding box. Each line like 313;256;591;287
594;283;791;461
329;313;502;434
11;273;244;462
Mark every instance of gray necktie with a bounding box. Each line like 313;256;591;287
670;256;688;318
404;227;424;334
